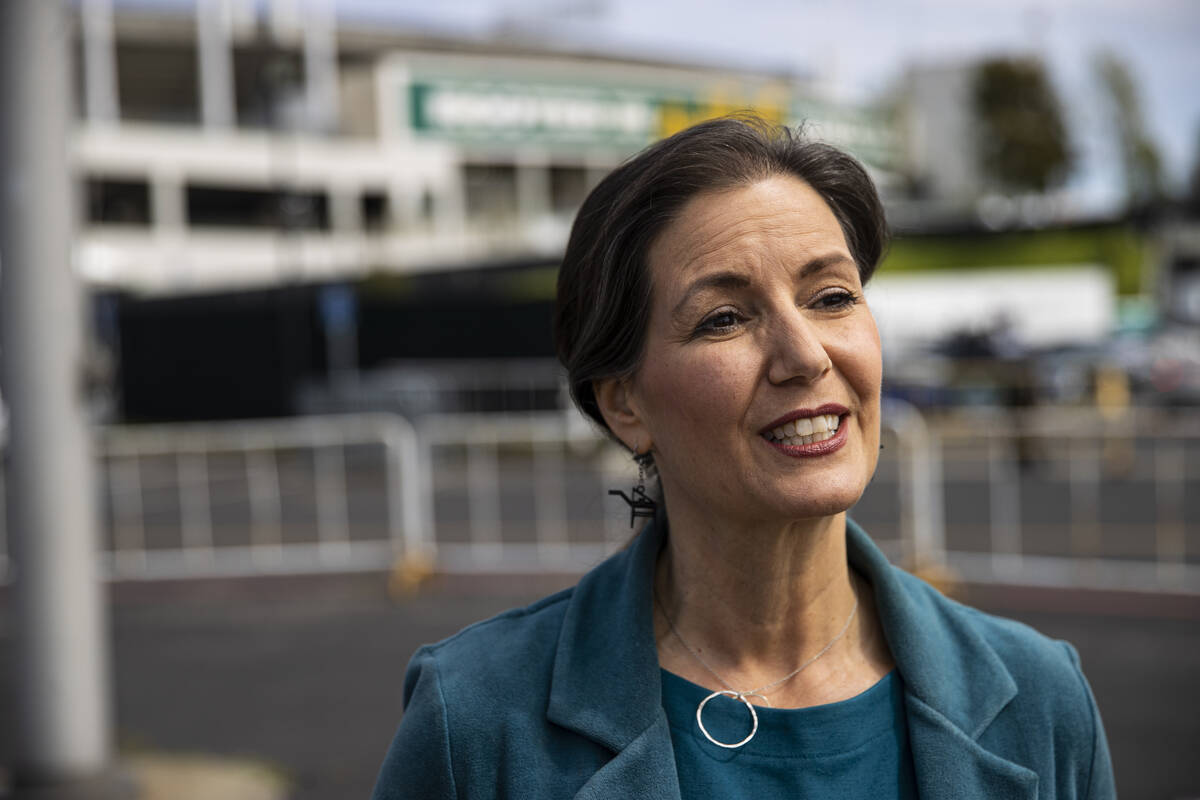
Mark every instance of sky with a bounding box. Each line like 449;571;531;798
126;0;1200;209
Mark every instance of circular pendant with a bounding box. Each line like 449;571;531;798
695;690;759;749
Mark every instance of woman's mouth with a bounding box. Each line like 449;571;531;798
760;413;849;455
762;413;841;446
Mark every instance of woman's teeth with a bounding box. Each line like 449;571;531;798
765;414;841;446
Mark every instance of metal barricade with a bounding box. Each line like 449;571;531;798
0;405;1195;594
416;412;625;573
930;406;1200;593
0;414;427;582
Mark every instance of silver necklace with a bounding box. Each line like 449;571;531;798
655;586;859;749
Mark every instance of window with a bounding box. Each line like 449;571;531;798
233;45;305;129
116;42;200;125
549;166;588;215
86;178;151;225
186;185;329;230
361;191;388;232
464;164;518;225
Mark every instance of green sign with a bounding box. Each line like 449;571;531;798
403;73;897;166
410;80;660;147
407;76;792;149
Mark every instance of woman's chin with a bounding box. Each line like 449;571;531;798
705;491;862;529
765;485;866;524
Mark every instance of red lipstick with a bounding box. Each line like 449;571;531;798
759;403;850;458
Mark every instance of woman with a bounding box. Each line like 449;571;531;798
372;116;1115;799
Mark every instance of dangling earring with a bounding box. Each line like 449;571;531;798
609;447;658;528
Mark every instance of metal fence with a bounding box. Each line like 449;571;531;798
0;414;424;581
415;412;622;573
0;405;1196;593
928;406;1200;593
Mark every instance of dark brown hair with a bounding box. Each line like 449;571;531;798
554;113;888;436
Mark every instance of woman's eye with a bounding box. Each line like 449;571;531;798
813;290;860;310
696;310;743;334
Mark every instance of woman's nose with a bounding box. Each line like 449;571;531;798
766;310;832;385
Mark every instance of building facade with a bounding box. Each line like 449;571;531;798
76;1;898;295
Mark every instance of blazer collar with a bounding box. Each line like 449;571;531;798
843;518;1017;739
845;518;1038;798
548;514;1037;799
547;508;667;752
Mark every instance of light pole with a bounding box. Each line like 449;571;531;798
1;0;119;795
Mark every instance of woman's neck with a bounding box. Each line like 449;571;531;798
653;504;893;707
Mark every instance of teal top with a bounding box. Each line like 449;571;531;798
662;668;918;799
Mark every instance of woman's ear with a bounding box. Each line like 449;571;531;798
593;377;652;454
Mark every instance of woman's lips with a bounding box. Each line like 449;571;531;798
762;414;849;457
760;403;849;433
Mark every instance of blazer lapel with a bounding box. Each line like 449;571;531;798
548;511;681;799
571;714;682;800
846;519;1039;800
905;695;1039;799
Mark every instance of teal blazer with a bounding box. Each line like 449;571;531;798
372;517;1116;799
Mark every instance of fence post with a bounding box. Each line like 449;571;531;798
532;422;568;566
313;433;352;563
466;427;503;567
109;452;146;575
988;432;1023;579
245;434;284;565
381;414;429;563
1068;435;1102;583
1155;440;1186;588
178;445;214;566
885;399;945;569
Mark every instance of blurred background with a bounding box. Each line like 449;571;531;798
0;0;1198;797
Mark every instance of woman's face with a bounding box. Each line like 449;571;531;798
605;175;882;527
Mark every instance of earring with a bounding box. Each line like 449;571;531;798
609;447;658;528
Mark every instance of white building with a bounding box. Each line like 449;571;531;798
73;2;898;296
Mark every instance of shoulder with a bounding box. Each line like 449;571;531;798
373;588;583;799
890;565;1088;699
848;518;1086;699
404;586;574;705
886;566;1114;797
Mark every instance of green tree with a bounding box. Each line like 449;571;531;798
1094;50;1163;210
972;57;1072;193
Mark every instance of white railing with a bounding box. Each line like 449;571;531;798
416;412;625;573
929;406;1200;593
0;406;1196;594
14;414;426;581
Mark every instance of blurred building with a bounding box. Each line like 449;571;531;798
893;63;982;222
78;2;903;293
72;1;899;420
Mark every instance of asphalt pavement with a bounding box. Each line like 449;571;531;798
2;571;1196;800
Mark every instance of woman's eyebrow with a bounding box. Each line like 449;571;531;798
671;272;751;317
798;252;857;279
671;253;857;317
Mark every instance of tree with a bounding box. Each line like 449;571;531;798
1094;50;1163;211
972;57;1072;194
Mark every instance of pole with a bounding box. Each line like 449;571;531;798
0;0;116;791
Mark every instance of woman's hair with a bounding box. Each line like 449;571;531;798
554;113;889;438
